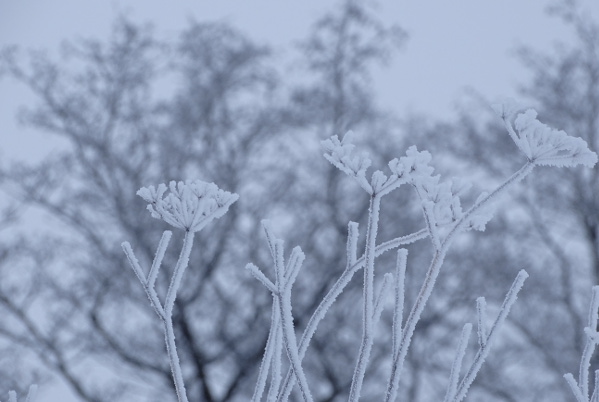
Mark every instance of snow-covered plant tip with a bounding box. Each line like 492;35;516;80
122;180;238;402
136;180;239;233
119;104;596;402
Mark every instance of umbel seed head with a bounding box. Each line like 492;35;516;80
137;180;239;232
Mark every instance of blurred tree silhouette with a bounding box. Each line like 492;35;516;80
2;0;598;401
0;1;408;401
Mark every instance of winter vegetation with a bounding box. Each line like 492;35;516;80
2;0;599;401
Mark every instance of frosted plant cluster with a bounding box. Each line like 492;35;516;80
125;105;597;402
7;105;598;401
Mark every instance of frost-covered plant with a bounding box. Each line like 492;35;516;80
245;104;597;402
122;180;238;402
2;386;37;402
565;286;599;402
122;105;597;402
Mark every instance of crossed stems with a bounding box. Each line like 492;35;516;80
274;161;535;402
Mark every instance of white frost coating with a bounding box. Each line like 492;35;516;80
349;195;382;402
124;179;237;402
388;146;434;181
467;192;495;232
246;263;277;294
274;240;313;402
148;231;172;288
392;249;407;359
565;286;599;402
252;296;279;402
374;273;393;323
249;225;313;402
277;229;431;402
347;222;359;266
581;287;599;399
443;323;472;402
268;311;283;402
322;131;373;194
565;373;587;402
284;247;305;292
137;180;239;232
498;107;598;168
476;297;487;347
452;270;529;402
414;175;465;228
592;371;599;402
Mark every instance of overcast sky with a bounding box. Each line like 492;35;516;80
1;1;598;400
2;0;599;164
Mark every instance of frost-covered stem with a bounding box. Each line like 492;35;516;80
385;248;447;402
385;163;535;402
165;230;195;318
565;373;587;402
122;242;166;320
374;274;393;324
148;231;173;289
276;229;427;402
252;295;281;402
592;371;599;402
267;300;284;402
452;270;528;402
392;249;407;359
444;162;534;247
162;230;195;402
444;323;472;402
349;194;381;402
580;287;599;400
273;241;313;402
476;297;487;347
164;315;189;402
122;232;192;402
421;200;441;250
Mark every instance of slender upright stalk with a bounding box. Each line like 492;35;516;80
349;194;381;402
384;162;534;402
162;230;195;402
276;229;428;402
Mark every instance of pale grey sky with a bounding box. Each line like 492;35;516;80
1;1;598;401
2;0;598;163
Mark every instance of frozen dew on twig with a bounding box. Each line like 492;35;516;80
137;180;239;232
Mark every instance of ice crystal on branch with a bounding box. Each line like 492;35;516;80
137;180;239;232
499;108;598;168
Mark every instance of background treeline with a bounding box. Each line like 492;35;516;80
0;0;598;400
